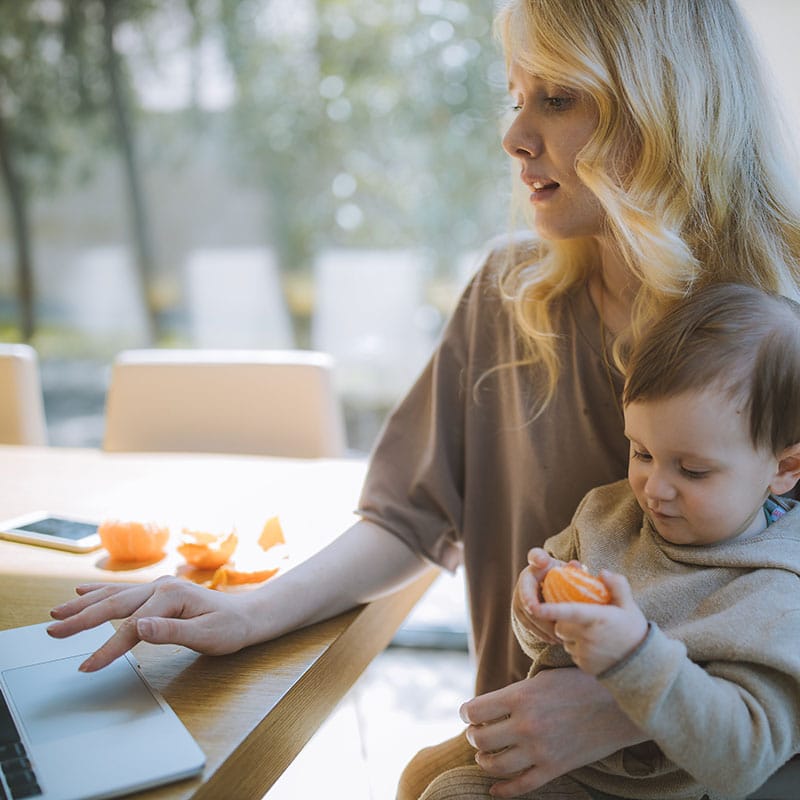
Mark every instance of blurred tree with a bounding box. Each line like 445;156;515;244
314;0;506;266
0;0;163;342
211;0;506;340
0;2;71;340
58;0;163;342
98;0;160;342
216;0;326;277
1;0;507;345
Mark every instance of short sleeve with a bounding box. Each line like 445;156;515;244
356;272;483;571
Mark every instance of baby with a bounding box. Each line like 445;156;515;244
512;283;800;800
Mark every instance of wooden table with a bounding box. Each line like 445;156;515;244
0;445;436;799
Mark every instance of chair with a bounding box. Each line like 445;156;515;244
0;344;48;446
103;349;347;458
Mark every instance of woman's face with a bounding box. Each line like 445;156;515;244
503;61;605;242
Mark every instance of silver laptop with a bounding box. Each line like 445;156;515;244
0;621;205;800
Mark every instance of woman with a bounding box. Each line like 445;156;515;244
49;0;800;798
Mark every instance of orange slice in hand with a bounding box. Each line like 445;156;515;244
99;520;170;563
177;529;238;570
541;563;611;604
208;565;279;590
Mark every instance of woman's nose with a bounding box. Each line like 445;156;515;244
502;114;542;160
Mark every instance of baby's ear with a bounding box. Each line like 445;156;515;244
770;443;800;495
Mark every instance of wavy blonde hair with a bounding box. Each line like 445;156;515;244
494;0;800;408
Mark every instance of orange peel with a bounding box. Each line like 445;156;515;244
258;516;285;551
177;529;238;570
208;565;279;590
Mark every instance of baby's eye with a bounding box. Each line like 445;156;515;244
681;467;710;480
630;449;651;462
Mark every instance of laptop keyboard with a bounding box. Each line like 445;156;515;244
0;689;41;799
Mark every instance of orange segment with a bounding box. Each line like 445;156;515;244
258;516;285;551
98;520;170;563
541;563;611;604
177;529;238;570
208;565;280;590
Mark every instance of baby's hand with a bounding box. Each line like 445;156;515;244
536;571;648;675
512;548;562;644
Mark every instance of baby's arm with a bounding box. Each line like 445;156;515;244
536;575;800;797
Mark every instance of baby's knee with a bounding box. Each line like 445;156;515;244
396;731;475;800
418;765;494;800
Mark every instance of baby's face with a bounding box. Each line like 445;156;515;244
624;389;780;545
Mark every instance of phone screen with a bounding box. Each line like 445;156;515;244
14;517;98;540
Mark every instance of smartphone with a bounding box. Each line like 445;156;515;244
0;512;102;553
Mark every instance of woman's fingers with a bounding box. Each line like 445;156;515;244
459;684;512;727
48;582;159;635
474;741;531;776
49;577;251;672
78;615;144;672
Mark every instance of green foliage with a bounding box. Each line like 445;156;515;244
211;0;508;274
1;0;510;321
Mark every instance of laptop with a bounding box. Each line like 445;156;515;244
0;621;205;800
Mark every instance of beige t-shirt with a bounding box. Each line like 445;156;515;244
358;243;629;694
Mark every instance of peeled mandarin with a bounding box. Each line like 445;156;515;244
98;520;170;562
541;563;611;604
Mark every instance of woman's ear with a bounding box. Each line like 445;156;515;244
770;443;800;495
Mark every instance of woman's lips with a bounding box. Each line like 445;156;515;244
527;179;560;202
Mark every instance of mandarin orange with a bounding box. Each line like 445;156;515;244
541;563;611;604
98;520;169;562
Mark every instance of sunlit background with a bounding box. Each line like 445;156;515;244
0;0;511;453
1;0;798;454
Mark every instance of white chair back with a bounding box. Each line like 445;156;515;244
103;349;346;458
0;344;48;446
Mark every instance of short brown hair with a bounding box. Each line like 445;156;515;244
623;284;800;454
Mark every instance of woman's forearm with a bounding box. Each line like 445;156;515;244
240;518;431;646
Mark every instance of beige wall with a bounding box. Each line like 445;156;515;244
739;0;800;143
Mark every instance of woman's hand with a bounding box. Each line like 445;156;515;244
47;519;428;672
536;571;648;675
48;577;255;672
511;548;560;643
459;667;645;798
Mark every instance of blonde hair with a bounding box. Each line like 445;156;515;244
494;0;800;408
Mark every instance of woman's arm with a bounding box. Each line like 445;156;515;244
48;518;429;671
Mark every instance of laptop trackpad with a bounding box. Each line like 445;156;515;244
4;654;164;745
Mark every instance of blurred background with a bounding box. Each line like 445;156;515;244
0;0;510;453
1;0;798;454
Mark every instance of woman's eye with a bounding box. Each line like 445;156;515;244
544;95;572;111
510;103;523;112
